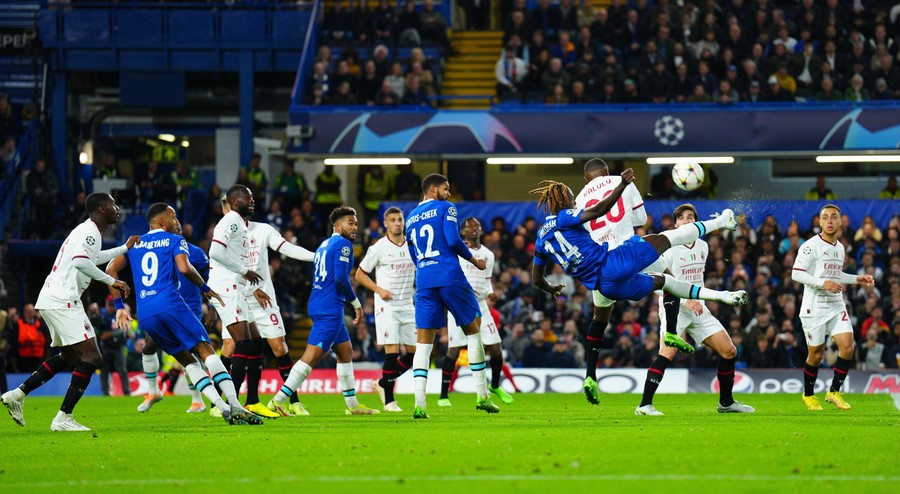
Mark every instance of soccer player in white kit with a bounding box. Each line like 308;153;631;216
240;205;316;417
1;193;138;431
207;185;275;418
792;204;873;411
635;204;755;415
355;207;417;412
574;159;694;405
440;217;514;406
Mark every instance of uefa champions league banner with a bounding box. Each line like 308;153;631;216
10;369;899;396
298;104;900;154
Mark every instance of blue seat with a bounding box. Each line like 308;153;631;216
63;10;110;47
169;10;213;47
117;9;162;47
221;10;266;47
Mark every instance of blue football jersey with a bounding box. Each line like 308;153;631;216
177;243;209;316
125;229;191;318
307;233;357;315
404;199;472;289
534;208;609;290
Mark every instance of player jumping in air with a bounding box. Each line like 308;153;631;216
792;204;873;411
635;204;755;415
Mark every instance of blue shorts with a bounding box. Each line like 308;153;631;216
416;285;481;329
598;235;659;301
140;304;209;356
307;312;351;351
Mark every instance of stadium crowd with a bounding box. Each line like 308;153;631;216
494;0;900;103
2;162;898;393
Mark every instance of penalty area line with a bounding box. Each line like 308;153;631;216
892;393;900;412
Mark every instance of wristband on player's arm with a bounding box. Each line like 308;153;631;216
351;298;362;310
113;298;125;310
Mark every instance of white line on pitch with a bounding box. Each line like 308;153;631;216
892;393;900;412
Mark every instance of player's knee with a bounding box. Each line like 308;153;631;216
719;344;737;360
83;352;102;368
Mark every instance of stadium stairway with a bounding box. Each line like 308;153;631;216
287;315;312;362
442;30;502;109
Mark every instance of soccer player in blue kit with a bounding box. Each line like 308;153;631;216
268;206;379;415
531;171;748;346
406;173;499;419
136;220;211;413
106;203;263;425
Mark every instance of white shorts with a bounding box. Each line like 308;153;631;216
448;300;501;348
247;295;286;339
593;257;668;308
374;307;417;346
801;311;853;347
210;284;250;337
659;302;725;344
39;308;96;347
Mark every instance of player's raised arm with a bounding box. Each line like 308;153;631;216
270;224;315;262
579;168;634;224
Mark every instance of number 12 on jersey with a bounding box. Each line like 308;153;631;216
409;225;441;260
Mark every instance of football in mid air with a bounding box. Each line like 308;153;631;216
672;162;705;191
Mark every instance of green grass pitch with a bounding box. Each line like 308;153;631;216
1;393;898;493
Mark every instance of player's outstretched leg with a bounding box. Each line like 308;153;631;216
50;360;97;432
138;353;163;412
660;274;747;306
659;209;737;247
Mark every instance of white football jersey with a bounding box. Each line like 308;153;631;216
36;220;108;309
459;244;495;301
661;239;709;306
575;175;646;248
208;210;248;289
793;235;847;319
358;236;416;311
243;222;291;300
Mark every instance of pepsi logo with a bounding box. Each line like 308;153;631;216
711;371;754;393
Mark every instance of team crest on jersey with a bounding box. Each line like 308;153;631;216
180;239;188;249
342;246;351;256
86;236;95;246
801;245;812;255
230;224;239;233
84;322;91;332
448;206;457;217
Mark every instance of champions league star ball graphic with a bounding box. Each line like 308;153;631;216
654;115;685;146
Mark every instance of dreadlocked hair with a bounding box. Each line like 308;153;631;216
529;180;569;213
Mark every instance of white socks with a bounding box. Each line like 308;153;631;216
336;362;359;408
661;216;725;246
466;331;489;399
274;361;312;405
142;354;161;396
185;362;227;413
205;354;238;407
662;274;725;302
413;343;433;408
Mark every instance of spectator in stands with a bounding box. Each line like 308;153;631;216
496;44;528;100
372;0;396;45
350;2;372;44
0;136;15;170
13;304;46;373
744;80;763;102
393;164;421;201
545;83;569;104
861;306;890;341
275;159;309;213
93;300;130;397
314;165;342;226
805;176;837;200
332;61;358;95
374;79;400;106
530;0;562;42
396;0;422;46
322;2;351;45
815;77;843;101
306;83;327;106
0;93;19;139
244;153;268;213
95;152;120;179
372;44;392;80
871;77;894;100
23;158;59;239
792;43;821;97
310;62;331;100
300;199;323;238
645;59;673;102
569;80;592;103
402;77;429;106
713;79;739;103
522;330;551;367
879;176;900;199
543;337;577;368
460;0;490;31
772;320;805;368
384;62;407;99
551;30;578;68
406;61;436;99
137;160;174;204
59;190;87;234
686;82;712;103
748;334;775;368
357;165;392;223
859;328;886;370
358;60;382;105
171;160;200;210
419;0;450;53
265;199;285;231
844;73;869;101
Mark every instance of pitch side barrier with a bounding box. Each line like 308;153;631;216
8;368;900;396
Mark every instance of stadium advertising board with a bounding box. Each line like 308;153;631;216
301;106;900;154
